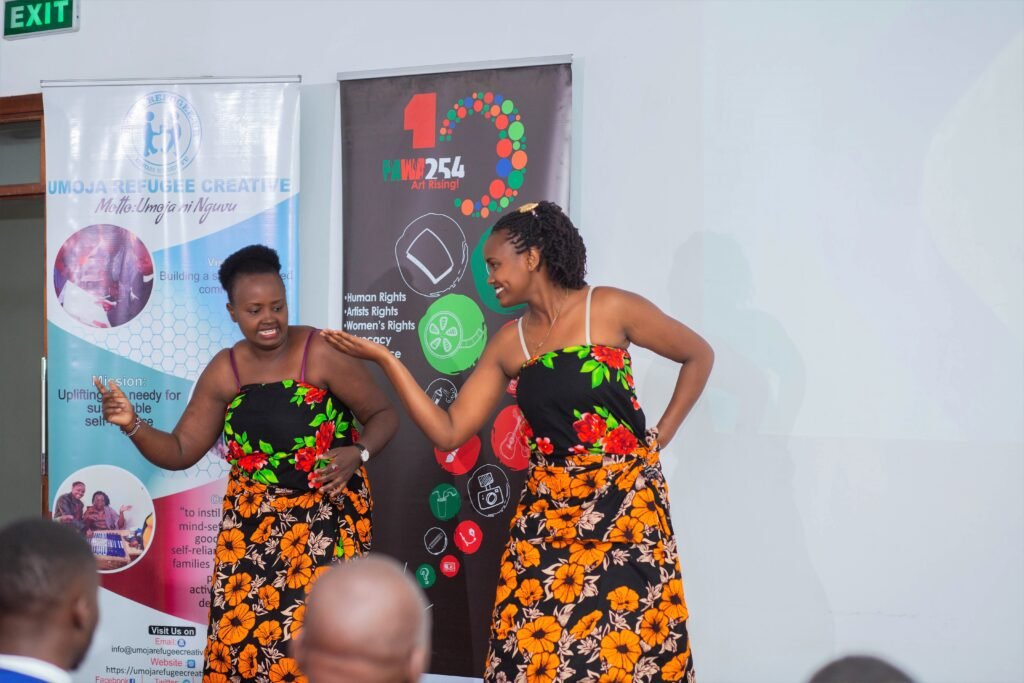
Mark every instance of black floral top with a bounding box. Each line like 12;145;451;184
517;344;646;458
223;380;357;491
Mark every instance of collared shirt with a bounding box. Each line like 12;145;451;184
54;493;83;521
0;654;72;683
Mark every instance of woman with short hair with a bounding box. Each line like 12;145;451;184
95;244;398;681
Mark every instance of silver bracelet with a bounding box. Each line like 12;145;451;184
121;416;142;438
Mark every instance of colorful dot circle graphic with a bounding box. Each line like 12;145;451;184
446;91;527;220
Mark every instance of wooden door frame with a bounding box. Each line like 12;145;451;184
0;93;45;197
0;92;48;516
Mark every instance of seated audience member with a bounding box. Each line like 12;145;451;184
53;482;86;535
82;491;129;533
809;655;915;683
0;518;100;682
293;555;431;683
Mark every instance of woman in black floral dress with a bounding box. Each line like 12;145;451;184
94;245;398;682
324;201;713;682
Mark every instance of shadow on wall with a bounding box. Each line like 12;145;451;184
643;230;834;681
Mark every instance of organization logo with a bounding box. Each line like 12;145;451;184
385;90;527;221
122;91;202;174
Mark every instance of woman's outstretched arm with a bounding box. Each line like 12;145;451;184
93;351;235;470
321;328;513;451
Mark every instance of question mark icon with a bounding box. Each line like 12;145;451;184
416;563;436;588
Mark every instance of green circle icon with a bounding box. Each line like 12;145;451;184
418;294;488;374
471;227;525;315
429;483;462;521
416;563;436;589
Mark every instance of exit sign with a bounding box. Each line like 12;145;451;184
4;0;78;39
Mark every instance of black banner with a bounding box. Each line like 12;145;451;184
340;61;572;676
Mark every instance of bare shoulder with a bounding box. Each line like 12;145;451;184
195;348;238;403
306;326;361;370
486;317;530;376
299;329;370;395
489;317;523;347
592;285;653;311
587;286;662;345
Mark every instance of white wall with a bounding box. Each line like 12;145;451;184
3;1;1022;681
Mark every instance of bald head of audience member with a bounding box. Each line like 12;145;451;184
293;555;430;683
809;655;915;683
0;518;100;671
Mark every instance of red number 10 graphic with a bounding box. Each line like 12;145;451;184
403;90;528;219
403;93;436;149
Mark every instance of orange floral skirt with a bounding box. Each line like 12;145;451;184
202;466;372;683
484;444;695;683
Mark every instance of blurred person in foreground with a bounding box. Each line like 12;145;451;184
0;518;99;682
292;555;430;683
809;655;915;683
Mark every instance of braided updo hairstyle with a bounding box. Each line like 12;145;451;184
218;244;282;302
491;201;587;289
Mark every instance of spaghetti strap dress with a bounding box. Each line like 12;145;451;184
484;287;695;683
202;329;372;682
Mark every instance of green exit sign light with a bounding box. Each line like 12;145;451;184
4;0;77;39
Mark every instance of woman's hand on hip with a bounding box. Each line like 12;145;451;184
311;446;363;496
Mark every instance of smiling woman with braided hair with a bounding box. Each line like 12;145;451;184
324;201;713;682
94;244;398;682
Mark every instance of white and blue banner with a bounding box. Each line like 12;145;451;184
42;77;300;681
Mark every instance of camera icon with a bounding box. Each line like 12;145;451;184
476;472;506;512
467;464;511;518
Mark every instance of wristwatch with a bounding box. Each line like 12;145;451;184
355;443;371;463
